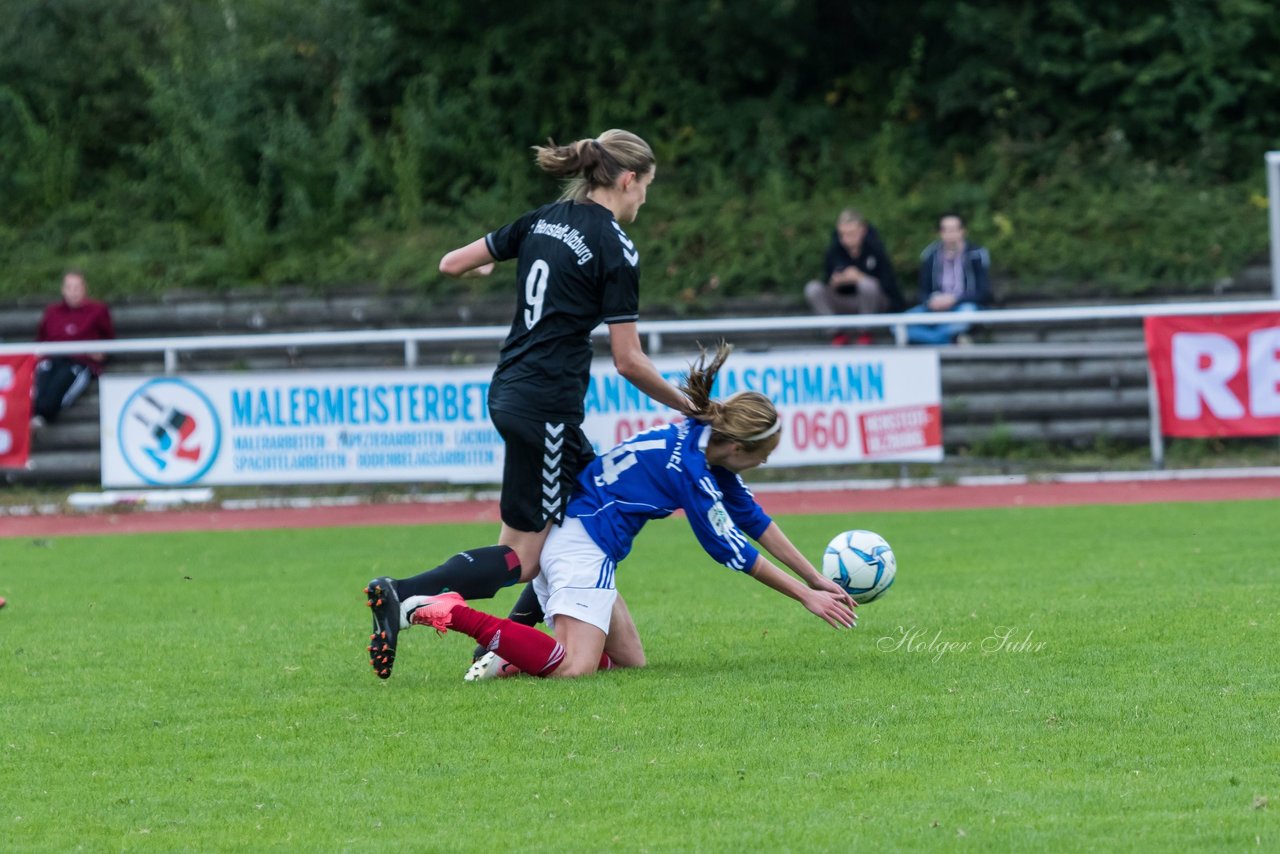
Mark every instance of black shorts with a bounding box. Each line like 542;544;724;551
490;408;596;533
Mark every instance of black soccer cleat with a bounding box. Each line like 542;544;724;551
364;576;403;680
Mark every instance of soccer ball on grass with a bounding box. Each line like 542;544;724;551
821;530;896;603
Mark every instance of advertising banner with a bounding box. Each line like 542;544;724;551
1145;313;1280;438
100;348;941;487
0;355;36;469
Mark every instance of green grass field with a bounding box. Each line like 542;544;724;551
3;499;1278;852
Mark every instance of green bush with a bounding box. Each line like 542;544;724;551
0;0;1274;301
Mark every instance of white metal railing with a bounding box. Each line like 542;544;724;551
3;297;1279;364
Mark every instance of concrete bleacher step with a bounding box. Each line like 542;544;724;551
945;417;1151;446
944;387;1149;422
0;289;517;341
941;358;1149;393
983;326;1144;345
13;450;101;483
67;346;503;376
29;421;102;452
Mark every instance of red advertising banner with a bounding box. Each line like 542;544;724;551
0;355;36;468
1145;313;1280;438
858;404;943;456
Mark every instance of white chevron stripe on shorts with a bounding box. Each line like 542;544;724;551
541;422;565;524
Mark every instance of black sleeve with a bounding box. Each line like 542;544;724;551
600;223;641;324
484;207;541;262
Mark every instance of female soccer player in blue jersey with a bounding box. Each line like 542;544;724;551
364;130;692;678
391;344;857;679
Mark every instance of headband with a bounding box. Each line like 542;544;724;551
743;420;781;442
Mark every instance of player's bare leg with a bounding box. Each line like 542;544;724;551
549;614;609;678
497;521;552;583
602;594;645;669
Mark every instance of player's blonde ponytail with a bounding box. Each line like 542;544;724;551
533;129;655;202
680;342;782;454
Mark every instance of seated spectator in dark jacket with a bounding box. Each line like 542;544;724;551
32;270;114;428
906;214;991;346
804;208;906;346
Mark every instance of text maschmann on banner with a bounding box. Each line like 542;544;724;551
99;348;941;487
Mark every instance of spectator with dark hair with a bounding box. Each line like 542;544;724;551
804;208;906;346
906;213;992;346
31;270;114;429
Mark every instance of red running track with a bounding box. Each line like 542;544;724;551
1;476;1278;539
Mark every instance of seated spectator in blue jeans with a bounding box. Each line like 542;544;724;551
906;214;992;345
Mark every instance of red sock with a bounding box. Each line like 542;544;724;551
496;651;612;676
449;606;565;676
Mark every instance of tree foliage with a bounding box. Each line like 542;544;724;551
0;0;1275;298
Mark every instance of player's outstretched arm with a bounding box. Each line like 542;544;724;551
608;322;694;415
439;238;497;278
755;522;855;607
747;555;857;629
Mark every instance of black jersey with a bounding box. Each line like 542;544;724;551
484;199;641;422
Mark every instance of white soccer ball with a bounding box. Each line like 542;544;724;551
822;529;896;603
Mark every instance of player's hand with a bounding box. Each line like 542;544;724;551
802;589;857;629
830;267;859;287
810;574;857;610
928;293;957;311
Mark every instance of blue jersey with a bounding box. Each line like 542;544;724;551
566;420;773;572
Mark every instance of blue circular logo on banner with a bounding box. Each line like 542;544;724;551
117;378;222;485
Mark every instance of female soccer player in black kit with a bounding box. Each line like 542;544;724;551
365;129;692;679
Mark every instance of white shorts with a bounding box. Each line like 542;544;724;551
532;516;618;635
